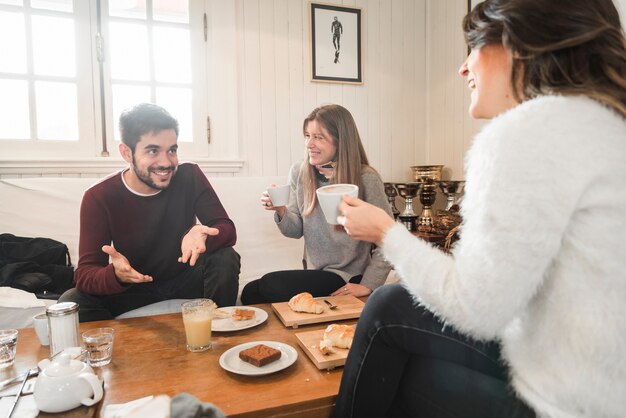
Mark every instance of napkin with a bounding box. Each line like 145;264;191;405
103;393;226;418
0;287;45;308
0;394;38;418
103;395;169;418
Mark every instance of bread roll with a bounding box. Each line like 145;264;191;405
288;292;326;314
318;338;335;355
322;324;354;349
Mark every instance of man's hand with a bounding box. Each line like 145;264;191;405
330;283;372;298
179;224;220;266
337;195;396;245
102;245;153;284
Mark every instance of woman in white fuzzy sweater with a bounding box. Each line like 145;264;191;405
333;0;626;417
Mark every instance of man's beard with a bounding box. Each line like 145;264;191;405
131;156;177;191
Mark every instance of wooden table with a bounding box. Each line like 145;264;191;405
8;305;356;418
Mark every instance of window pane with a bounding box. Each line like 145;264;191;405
0;12;27;74
0;79;30;139
109;22;149;81
35;81;78;140
108;0;146;19
111;84;150;141
32;15;76;77
154;0;188;23
153;26;191;83
0;0;22;5
31;0;73;13
156;87;191;142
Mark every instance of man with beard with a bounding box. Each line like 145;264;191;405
58;103;240;322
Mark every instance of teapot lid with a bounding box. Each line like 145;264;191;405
45;353;85;377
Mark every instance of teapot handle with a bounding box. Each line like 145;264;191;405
79;373;104;406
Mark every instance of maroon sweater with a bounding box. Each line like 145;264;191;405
75;162;237;295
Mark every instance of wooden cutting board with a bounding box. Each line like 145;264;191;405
271;295;364;328
295;327;353;370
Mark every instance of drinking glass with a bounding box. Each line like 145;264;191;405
82;327;115;367
181;299;215;352
0;329;18;369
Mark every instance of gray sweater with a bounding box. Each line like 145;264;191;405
275;162;393;290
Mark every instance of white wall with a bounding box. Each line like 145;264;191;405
229;0;480;183
7;0;623;181
231;0;433;183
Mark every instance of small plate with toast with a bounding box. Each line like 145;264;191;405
219;341;298;376
212;306;268;332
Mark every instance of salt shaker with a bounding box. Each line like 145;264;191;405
46;302;80;357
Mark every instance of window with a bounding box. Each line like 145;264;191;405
0;0;210;161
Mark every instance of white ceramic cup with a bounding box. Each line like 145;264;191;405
33;312;49;346
267;184;290;207
316;184;359;225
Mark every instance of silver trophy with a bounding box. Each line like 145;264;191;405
395;182;421;231
384;182;401;220
438;181;465;211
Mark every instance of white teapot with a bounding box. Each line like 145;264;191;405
34;353;103;413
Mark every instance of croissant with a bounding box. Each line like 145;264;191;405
288;292;326;314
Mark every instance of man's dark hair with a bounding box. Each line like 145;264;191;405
119;103;179;152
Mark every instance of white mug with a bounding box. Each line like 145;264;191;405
33;312;49;346
267;184;290;207
316;184;359;224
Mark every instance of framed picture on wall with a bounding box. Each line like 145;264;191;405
310;2;362;84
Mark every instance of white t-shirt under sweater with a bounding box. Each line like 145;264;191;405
276;162;392;290
381;96;626;418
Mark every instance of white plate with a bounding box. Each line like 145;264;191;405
212;306;268;332
219;341;298;376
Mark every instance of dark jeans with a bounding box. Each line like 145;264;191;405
334;284;536;418
240;269;362;304
59;246;240;322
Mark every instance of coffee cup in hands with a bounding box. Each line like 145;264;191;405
316;184;359;224
267;184;290;207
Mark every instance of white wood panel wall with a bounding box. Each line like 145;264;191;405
233;0;435;183
223;0;478;182
3;0;625;180
0;0;476;181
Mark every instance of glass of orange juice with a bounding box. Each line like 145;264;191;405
181;299;215;352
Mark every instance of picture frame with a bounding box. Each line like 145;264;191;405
310;2;362;84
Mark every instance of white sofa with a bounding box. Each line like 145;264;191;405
0;175;305;328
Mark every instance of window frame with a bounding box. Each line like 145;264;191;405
0;0;243;175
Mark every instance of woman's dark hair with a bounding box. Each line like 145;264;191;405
463;0;626;117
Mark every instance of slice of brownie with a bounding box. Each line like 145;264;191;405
239;344;282;367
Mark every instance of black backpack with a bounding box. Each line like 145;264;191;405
0;233;75;299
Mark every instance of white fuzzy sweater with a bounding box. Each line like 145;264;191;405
382;96;626;418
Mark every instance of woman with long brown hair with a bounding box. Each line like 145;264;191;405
241;104;392;304
334;0;626;416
